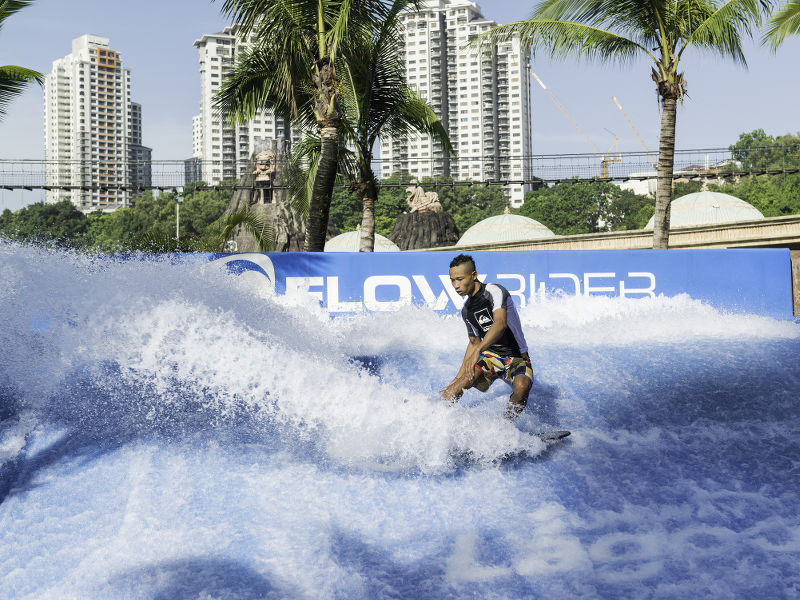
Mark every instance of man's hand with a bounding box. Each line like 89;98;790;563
440;335;484;403
439;380;465;403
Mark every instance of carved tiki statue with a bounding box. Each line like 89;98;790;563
252;150;277;204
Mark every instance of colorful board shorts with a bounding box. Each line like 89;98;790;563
473;351;533;392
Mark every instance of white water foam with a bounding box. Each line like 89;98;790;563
2;241;799;599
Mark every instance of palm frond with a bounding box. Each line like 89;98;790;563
285;137;322;216
534;0;656;29
763;0;800;49
337;0;452;158
474;18;649;64
287;133;356;197
327;0;406;57
383;93;453;155
680;0;772;64
0;1;36;29
204;207;277;252
214;25;316;123
215;0;320;37
327;0;356;57
0;65;44;120
509;0;663;51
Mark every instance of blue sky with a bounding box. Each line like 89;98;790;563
0;0;798;209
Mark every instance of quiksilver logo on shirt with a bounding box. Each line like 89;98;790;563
474;308;492;331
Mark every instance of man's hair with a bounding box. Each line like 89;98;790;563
450;254;476;271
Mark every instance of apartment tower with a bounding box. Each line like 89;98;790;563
379;0;533;206
44;35;150;211
191;26;301;184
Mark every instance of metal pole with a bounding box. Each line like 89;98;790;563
175;191;183;241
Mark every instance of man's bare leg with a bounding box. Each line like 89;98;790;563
505;374;532;420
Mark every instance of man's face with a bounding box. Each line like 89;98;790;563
449;262;478;296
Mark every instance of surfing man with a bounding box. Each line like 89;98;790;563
440;254;533;419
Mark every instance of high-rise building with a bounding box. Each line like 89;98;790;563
379;0;533;206
44;34;150;211
128;102;152;192
192;26;300;185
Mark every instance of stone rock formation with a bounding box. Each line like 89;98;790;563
222;139;310;252
389;211;459;250
386;180;458;249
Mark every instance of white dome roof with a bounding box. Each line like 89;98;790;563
646;191;764;229
456;213;556;246
324;230;400;252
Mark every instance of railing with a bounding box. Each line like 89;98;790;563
0;146;798;192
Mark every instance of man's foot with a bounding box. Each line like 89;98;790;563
505;400;525;420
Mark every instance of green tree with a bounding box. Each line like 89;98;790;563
518;181;653;234
728;128;800;171
214;0;393;251
437;180;508;235
328;184;361;233
83;192;174;251
716;173;800;216
373;171;414;236
519;182;608;235
605;187;656;230
764;0;800;48
83;187;231;251
85;199;155;252
0;186;231;252
672;180;705;198
479;0;772;249
0;208;13;234
0;200;88;246
0;1;43;122
180;184;231;237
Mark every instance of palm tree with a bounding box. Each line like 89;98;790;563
764;0;800;48
214;0;392;251
478;0;772;248
282;0;452;252
0;1;43;122
338;0;452;251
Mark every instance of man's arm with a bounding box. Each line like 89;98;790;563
439;337;480;401
454;336;482;380
440;308;508;401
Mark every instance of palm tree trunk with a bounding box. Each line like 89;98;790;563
306;125;339;251
306;55;342;252
653;95;677;249
358;173;378;252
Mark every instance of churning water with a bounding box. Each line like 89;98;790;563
1;241;799;599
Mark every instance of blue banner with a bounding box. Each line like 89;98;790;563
205;249;794;319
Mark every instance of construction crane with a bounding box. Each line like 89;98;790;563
531;72;621;179
612;96;658;168
601;128;622;179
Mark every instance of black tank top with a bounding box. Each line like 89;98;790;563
461;282;528;357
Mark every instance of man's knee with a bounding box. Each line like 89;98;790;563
514;375;532;396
